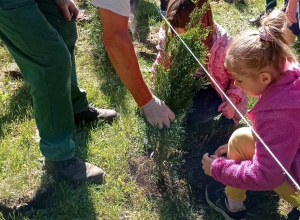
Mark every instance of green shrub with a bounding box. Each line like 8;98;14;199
146;0;210;173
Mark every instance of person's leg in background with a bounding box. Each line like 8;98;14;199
38;0;118;124
265;0;277;12
160;0;169;15
0;0;104;183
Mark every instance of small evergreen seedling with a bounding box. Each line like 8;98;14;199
146;0;210;174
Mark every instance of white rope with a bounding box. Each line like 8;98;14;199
150;1;300;191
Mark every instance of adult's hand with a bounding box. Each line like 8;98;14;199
285;0;298;26
55;0;79;21
140;96;175;129
286;10;297;26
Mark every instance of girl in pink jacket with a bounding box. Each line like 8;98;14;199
152;0;248;129
202;10;300;220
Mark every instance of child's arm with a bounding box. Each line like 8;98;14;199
218;96;237;119
222;74;248;122
210;110;300;191
286;0;298;26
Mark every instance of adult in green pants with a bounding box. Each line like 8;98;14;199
0;0;118;184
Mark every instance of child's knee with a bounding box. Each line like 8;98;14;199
229;127;253;145
228;127;255;160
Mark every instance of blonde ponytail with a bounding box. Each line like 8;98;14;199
225;10;297;78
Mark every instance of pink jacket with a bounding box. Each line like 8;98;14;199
211;65;300;190
152;24;248;123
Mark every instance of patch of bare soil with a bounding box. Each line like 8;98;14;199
132;25;160;62
128;156;161;198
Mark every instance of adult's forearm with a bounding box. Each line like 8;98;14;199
286;0;298;25
286;0;298;14
103;32;152;107
99;8;152;107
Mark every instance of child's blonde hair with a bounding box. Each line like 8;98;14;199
225;10;297;79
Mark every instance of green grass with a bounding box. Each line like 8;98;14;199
0;0;296;219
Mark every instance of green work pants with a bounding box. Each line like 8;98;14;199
0;0;89;161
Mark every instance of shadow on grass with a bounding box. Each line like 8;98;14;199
1;175;98;220
0;83;33;139
0;123;100;219
0;82;100;219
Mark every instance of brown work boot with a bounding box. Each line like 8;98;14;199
74;106;119;124
44;157;105;184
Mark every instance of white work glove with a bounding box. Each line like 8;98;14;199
140;96;175;129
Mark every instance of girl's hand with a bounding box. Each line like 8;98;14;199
214;144;228;157
218;96;236;119
202;153;218;176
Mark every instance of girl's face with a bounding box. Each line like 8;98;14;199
233;74;267;97
233;70;274;97
232;65;280;97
